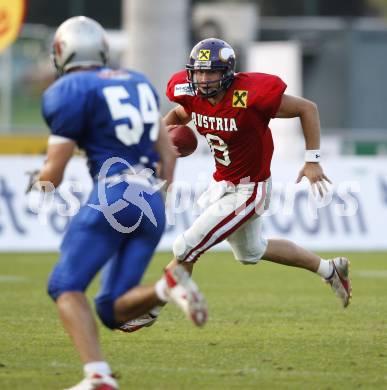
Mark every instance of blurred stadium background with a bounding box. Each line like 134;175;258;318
0;1;387;389
4;0;387;149
1;0;387;251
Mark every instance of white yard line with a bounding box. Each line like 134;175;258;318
354;270;387;278
0;275;28;282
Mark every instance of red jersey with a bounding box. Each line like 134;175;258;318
166;70;286;184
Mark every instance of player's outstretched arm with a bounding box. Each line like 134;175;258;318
276;94;331;196
28;139;76;191
276;94;320;149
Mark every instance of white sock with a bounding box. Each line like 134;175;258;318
155;278;169;302
84;361;111;376
316;259;334;279
149;305;163;317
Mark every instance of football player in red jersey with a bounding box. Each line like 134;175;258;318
122;38;352;332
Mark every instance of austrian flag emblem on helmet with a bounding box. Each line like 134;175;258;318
198;49;211;61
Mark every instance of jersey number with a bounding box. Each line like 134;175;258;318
205;133;231;166
103;84;159;146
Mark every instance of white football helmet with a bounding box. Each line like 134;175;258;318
52;16;108;75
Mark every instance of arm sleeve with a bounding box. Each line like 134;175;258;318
257;75;287;118
41;78;87;142
165;72;192;116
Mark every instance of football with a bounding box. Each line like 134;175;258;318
168;125;198;157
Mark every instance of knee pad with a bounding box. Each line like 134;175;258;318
173;234;191;261
235;237;268;265
95;297;118;329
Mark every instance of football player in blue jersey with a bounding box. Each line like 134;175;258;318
28;16;207;390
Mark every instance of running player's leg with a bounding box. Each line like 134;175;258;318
94;196;166;328
123;180;270;332
223;183;351;307
263;239;320;271
262;239;351;306
95;191;207;330
97;233;208;329
47;179;145;364
173;181;268;266
226;214;267;265
47;204;124;364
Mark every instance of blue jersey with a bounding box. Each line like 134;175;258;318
42;67;160;178
45;68;166;329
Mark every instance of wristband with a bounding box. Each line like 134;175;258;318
305;149;321;163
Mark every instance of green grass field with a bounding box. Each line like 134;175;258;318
0;251;386;390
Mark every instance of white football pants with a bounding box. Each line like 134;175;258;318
173;178;271;264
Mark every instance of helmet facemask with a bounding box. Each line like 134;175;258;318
187;68;233;98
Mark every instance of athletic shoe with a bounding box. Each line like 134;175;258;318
325;257;352;308
164;265;208;326
64;373;118;390
117;312;158;333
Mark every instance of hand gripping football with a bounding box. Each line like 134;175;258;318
168;125;198;157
